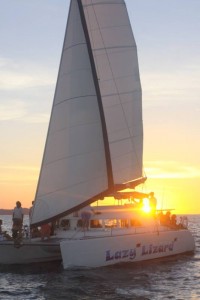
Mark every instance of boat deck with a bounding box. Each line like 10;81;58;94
55;224;187;241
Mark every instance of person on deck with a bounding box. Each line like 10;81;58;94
149;192;157;211
80;206;94;231
12;201;24;239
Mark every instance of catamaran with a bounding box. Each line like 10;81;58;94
0;0;195;266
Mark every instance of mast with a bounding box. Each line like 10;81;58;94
77;0;114;189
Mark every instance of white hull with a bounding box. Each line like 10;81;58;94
60;228;195;268
0;227;194;266
0;238;61;264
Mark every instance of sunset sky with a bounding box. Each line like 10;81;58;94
0;0;200;214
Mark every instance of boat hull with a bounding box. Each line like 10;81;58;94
60;229;195;268
0;239;61;264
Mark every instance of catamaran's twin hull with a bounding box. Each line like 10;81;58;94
0;229;194;266
0;240;61;264
60;229;195;268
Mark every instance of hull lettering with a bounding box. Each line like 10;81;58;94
106;248;136;262
142;242;175;256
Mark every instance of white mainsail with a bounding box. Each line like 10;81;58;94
83;0;143;184
31;0;144;226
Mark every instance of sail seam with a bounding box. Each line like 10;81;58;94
91;24;133;31
55;89;141;108
54;94;97;106
109;135;142;145
83;2;125;8
63;42;86;51
102;90;141;98
94;45;136;52
49;119;102;132
41;141;141;169
40;146;105;167
63;43;136;52
36;175;107;198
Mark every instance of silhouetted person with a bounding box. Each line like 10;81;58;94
12;201;23;239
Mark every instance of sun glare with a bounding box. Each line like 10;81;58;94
142;198;151;213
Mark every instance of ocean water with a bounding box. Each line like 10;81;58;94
0;215;199;300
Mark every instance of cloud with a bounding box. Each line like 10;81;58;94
0;57;9;67
0;99;50;123
144;160;200;179
0;165;39;171
141;68;200;106
0;100;27;120
0;56;55;90
22;113;50;124
0;56;55;123
0;164;39;185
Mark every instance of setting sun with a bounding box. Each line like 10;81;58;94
142;198;151;213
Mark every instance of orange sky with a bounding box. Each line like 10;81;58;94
0;1;200;214
0;171;199;214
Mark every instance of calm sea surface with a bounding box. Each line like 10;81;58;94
0;215;199;300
